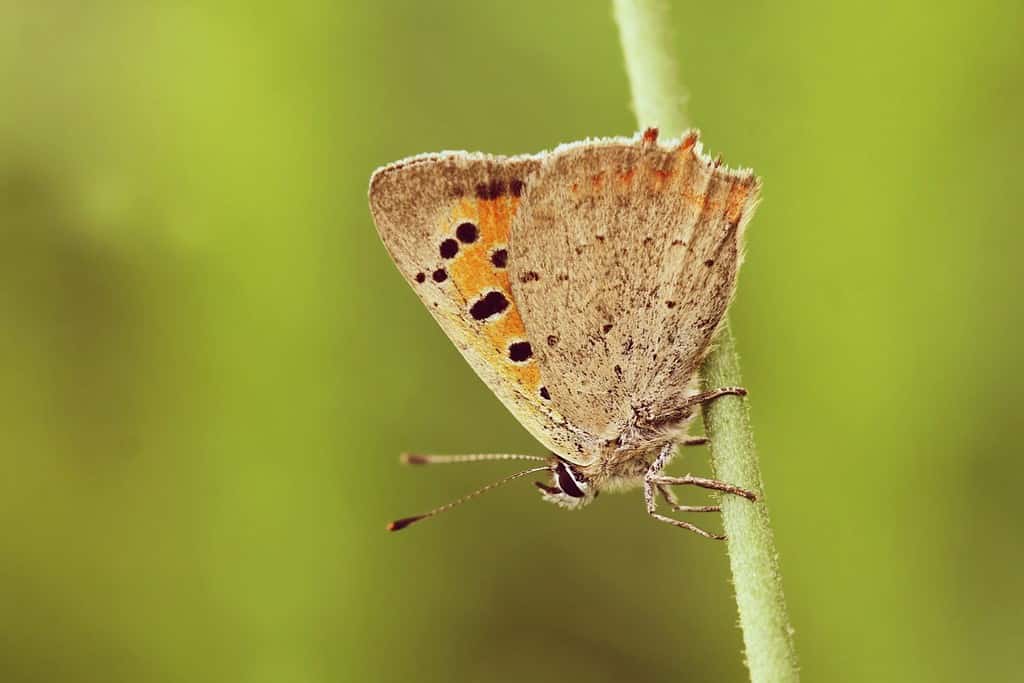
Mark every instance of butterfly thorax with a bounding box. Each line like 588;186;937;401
589;401;699;472
580;453;652;493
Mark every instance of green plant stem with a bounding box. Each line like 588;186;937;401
613;0;689;133
701;323;799;682
613;1;800;681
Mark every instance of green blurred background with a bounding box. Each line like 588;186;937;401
2;1;1022;681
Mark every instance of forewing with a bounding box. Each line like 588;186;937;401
369;153;582;456
509;131;761;446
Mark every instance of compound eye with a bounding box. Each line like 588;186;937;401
554;462;585;498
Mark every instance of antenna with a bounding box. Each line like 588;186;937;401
400;452;548;465
387;465;553;532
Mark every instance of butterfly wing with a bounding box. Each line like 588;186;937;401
369;153;585;456
509;131;761;457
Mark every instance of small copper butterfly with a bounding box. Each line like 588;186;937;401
369;129;760;538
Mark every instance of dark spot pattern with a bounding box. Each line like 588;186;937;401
539;386;551;400
469;291;509;321
414;272;426;283
519;271;540;283
666;300;677;308
602;324;613;334
432;268;448;283
509;179;525;197
475;179;506;200
704;259;715;267
456;222;478;243
546;335;559;347
490;248;508;268
508;341;533;363
440;239;459;259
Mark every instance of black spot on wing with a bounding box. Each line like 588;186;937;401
440;239;459;259
469;290;509;321
475;179;506;200
456;222;478;244
508;341;533;363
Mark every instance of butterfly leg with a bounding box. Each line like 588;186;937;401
677;386;748;412
650;474;757;501
643;444;724;539
658;484;720;513
647;503;725;539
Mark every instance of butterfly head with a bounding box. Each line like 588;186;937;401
534;456;597;510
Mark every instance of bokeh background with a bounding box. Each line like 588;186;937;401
2;1;1022;681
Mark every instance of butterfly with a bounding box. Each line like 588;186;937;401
369;128;761;538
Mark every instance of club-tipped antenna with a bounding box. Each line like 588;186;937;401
387;465;553;532
400;452;548;465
